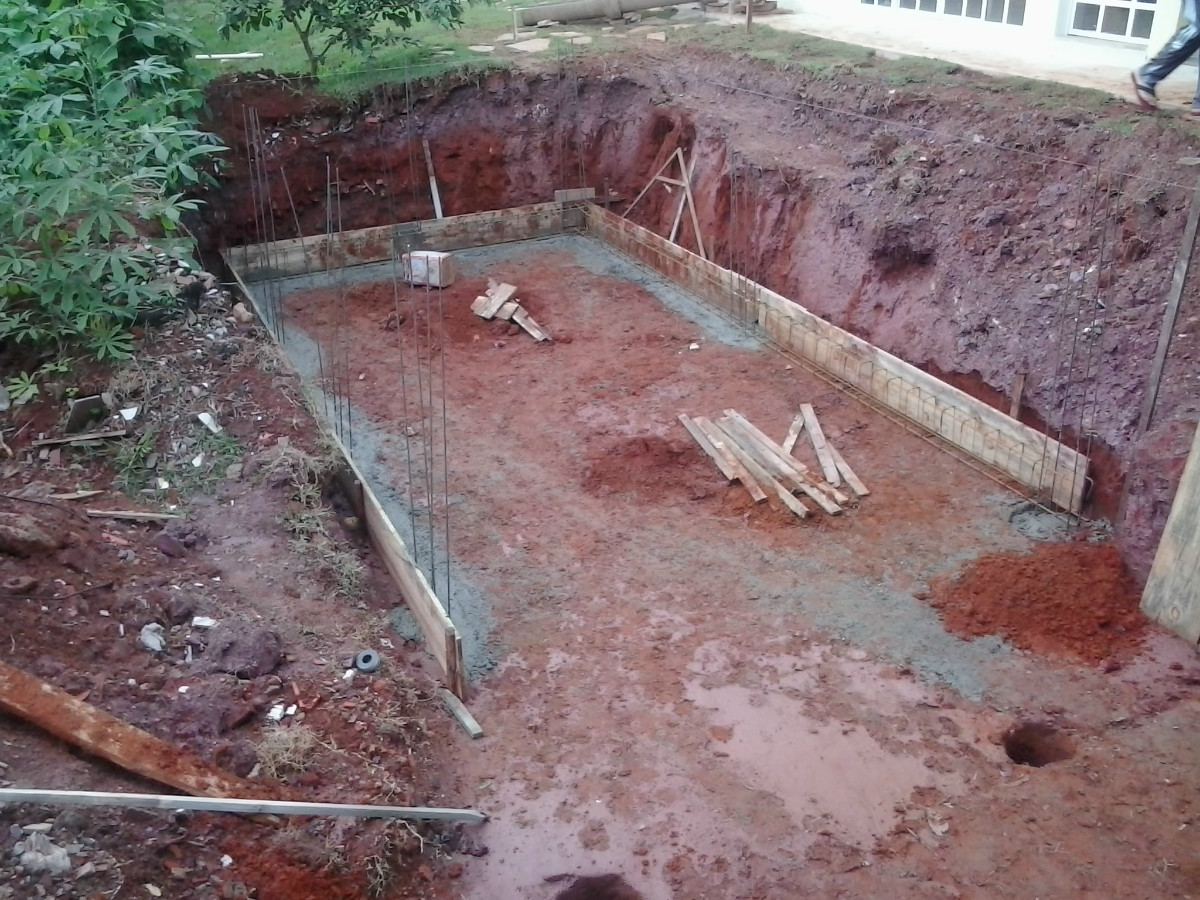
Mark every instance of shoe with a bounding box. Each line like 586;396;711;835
1131;72;1158;110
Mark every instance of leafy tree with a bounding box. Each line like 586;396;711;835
0;0;225;377
219;0;469;76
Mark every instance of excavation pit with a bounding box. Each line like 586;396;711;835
1002;722;1077;768
227;203;1091;694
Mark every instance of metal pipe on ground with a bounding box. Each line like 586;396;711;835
518;0;681;26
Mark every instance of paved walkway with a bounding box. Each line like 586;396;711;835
705;3;1198;110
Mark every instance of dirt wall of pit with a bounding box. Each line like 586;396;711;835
197;48;1200;581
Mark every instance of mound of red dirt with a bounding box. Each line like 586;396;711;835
929;542;1146;663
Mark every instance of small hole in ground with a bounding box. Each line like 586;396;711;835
1003;721;1076;767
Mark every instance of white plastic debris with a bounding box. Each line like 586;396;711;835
191;453;205;468
220;854;234;868
120;406;140;422
688;342;700;351
266;704;286;722
138;623;166;653
285;704;298;716
191;616;218;628
178;686;190;694
196;412;222;435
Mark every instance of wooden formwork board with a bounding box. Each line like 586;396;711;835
221;251;468;699
583;207;756;323
583;204;1088;514
1141;420;1200;643
235;203;575;282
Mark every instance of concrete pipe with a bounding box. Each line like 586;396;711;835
519;0;681;27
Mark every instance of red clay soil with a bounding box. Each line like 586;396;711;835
199;47;1200;584
929;541;1147;663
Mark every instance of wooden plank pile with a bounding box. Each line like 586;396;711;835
679;404;868;521
471;281;551;342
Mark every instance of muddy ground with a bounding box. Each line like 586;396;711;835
0;288;475;898
1;37;1198;900
198;42;1200;583
268;238;1198;899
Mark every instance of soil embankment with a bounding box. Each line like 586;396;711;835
198;47;1200;580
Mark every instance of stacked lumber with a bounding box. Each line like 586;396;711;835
471;281;550;342
679;404;868;522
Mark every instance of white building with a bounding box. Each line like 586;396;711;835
764;1;1197;105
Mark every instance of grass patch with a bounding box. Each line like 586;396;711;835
984;74;1119;113
676;25;875;76
175;0;514;88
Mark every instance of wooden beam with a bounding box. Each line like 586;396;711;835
624;149;685;219
31;429;128;448
422;137;443;220
679;154;709;261
799;404;841;486
0;660;274;800
1141;419;1200;642
828;443;869;497
691;416;768;503
678;414;735;481
439;689;484;740
511;307;551;342
0;789;485;824
781;413;805;455
1138;173;1200;437
668;151;698;245
708;420;809;519
1009;372;1027;420
721;412;843;514
494;300;520;321
476;283;517;319
86;509;182;522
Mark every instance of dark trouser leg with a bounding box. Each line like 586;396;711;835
1140;0;1200;91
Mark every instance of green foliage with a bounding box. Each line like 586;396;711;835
218;0;471;75
0;0;225;371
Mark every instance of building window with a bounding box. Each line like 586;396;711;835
860;0;1025;25
1069;1;1157;43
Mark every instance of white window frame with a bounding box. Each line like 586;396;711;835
1066;0;1158;44
858;0;1028;26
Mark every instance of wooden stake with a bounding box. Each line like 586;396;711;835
422;137;444;220
439;688;484;739
1138;172;1200;437
1009;372;1027;420
0;789;485;824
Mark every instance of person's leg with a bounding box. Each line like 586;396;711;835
1136;0;1200;105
